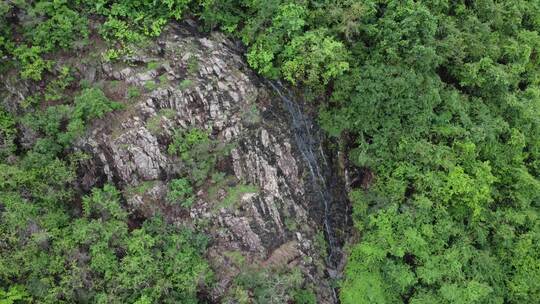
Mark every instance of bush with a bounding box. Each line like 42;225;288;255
168;127;231;186
168;128;210;160
293;289;317;304
0;285;30;304
72;87;123;121
3;1;89;80
167;178;195;208
0;185;212;303
0;109;16;160
233;267;305;304
25;2;89;51
43;66;74;101
280;30;350;87
89;0;191;43
20;88;121;149
12;45;51;80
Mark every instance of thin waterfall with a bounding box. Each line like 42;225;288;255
267;80;341;270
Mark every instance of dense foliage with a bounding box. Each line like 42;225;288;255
323;2;540;303
0;83;211;302
2;0;540;303
197;0;540;303
1;185;211;303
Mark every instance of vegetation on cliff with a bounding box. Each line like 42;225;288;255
1;1;540;303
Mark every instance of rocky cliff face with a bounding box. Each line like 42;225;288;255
2;21;348;303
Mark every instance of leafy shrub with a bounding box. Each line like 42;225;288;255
168;128;210;160
167;178;195;207
127;86;141;100
280;30;350;87
201;1;350;90
19;87;121;154
168;127;231;186
61;88;122;146
3;1;89;80
44;66;74;101
82;184;127;220
144;80;158;91
0;109;16;160
293;289;317;304
187;56;199;75
25;2;89;51
0;285;30;304
100;17;146;43
0;185;212;303
198;0;243;33
88;0;191;43
12;45;51;80
146;61;160;70
233;267;305;304
240;2;309;80
72;88;123;121
179;79;193;90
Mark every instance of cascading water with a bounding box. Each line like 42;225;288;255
268;81;337;262
267;80;349;301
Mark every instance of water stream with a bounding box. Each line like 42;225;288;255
268;80;347;302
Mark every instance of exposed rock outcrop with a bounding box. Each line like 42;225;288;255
2;21;348;303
